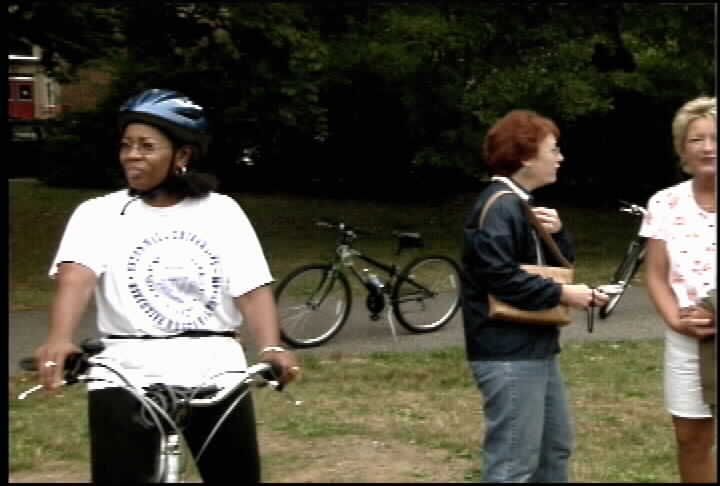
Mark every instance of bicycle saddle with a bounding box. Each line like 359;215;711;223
393;231;424;248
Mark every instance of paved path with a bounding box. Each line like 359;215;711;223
8;286;665;376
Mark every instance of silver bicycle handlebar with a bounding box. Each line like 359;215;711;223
18;358;302;406
189;361;278;406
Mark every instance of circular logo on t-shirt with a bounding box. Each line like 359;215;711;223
126;230;223;331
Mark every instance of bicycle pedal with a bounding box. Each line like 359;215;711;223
370;314;381;321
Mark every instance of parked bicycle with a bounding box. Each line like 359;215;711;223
274;219;462;347
17;338;300;483
598;200;648;319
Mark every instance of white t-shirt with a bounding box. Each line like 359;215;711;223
639;179;717;351
49;190;274;387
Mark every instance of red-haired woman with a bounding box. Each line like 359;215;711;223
461;110;608;482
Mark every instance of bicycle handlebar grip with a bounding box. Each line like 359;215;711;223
254;360;285;391
80;338;105;354
18;352;83;374
18;339;104;379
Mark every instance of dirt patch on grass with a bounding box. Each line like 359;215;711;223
8;430;476;483
260;429;475;482
8;461;89;483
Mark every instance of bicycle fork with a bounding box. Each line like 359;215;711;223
306;268;339;309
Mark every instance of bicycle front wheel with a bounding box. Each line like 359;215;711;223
391;255;462;333
274;264;352;347
598;243;644;319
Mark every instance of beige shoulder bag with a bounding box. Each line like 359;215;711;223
477;191;575;326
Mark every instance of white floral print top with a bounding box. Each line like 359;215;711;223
640;179;717;308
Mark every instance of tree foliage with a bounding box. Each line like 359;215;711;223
8;2;123;82
10;2;716;201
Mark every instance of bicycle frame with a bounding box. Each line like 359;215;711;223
614;236;647;282
335;243;396;284
598;201;648;319
613;202;648;283
333;241;439;313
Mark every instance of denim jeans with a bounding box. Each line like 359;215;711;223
469;356;574;483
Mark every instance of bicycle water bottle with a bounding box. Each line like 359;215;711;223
367;273;385;291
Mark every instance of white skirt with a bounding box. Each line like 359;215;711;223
664;328;712;418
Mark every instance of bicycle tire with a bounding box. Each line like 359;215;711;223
274;264;352;347
598;243;644;319
391;255;462;333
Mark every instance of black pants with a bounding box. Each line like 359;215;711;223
87;387;261;483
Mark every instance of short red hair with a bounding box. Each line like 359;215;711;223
483;110;560;176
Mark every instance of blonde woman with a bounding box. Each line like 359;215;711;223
640;96;716;483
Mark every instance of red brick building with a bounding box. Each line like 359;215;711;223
9;44;112;120
8;45;61;120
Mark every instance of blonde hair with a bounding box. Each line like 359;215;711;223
672;96;716;173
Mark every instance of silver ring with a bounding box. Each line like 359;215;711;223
290;366;301;372
43;360;58;368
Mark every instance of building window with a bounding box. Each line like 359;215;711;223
19;84;33;100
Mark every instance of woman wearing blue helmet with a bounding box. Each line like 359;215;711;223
32;88;300;483
117;88;216;212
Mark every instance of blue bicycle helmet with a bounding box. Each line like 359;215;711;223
118;89;210;158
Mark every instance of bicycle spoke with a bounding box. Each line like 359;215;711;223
275;265;351;347
392;256;461;332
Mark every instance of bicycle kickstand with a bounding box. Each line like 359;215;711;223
385;308;399;344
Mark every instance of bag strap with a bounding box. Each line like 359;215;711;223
477;190;513;228
522;202;573;269
477;190;573;269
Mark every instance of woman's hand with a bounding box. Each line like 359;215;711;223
33;339;81;391
560;284;609;310
532;207;563;233
235;286;302;386
675;306;716;338
259;349;301;385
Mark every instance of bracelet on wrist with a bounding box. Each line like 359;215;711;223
259;345;286;356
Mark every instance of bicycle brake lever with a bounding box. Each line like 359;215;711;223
17;384;45;400
263;379;302;406
17;380;68;400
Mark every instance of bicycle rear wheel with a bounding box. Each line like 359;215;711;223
391;255;461;333
274;264;352;347
598;243;644;319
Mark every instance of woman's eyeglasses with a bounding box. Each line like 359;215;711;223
120;141;171;156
